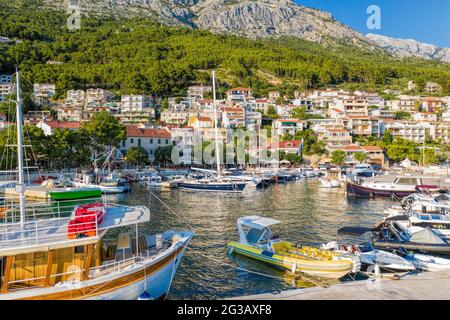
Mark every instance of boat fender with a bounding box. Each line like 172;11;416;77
291;262;297;274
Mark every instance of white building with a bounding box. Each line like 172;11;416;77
0;83;14;102
33;83;56;105
86;88;114;107
245;111;262;131
272;119;304;137
121;125;172;161
187;85;212;102
36;120;81;136
65;90;85;107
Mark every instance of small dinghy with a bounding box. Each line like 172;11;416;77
321;242;415;272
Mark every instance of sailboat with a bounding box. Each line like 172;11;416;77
178;71;246;193
0;71;193;300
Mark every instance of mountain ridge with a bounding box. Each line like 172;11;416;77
24;0;450;63
367;33;450;63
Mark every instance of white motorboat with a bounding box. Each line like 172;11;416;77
319;178;341;188
321;242;416;272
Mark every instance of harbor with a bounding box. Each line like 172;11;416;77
116;179;399;299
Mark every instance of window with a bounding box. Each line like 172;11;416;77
130;138;134;144
165;139;169;144
150;149;154;155
150;139;153;144
122;140;125;147
138;138;141;147
74;246;85;254
158;139;161;144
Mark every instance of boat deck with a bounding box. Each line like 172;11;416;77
0;205;150;256
229;270;450;300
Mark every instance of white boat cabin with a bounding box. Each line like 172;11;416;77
237;216;281;252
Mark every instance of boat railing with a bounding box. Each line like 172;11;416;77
5;248;165;291
0;211;102;250
0;196;105;224
0;201;147;253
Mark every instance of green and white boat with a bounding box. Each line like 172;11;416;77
48;187;102;200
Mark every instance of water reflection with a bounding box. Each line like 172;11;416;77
120;180;392;299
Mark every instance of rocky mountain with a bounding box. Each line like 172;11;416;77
44;0;371;46
367;33;450;63
40;0;449;63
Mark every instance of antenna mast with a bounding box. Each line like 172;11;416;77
212;71;221;176
15;70;26;227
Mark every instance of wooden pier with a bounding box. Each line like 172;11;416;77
230;270;450;300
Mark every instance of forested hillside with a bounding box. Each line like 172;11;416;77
0;1;449;99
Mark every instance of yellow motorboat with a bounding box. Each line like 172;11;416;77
228;216;360;279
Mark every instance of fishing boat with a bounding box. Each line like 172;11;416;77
346;175;442;198
0;71;193;300
321;242;415;272
228;216;360;279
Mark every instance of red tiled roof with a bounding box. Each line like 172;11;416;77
44;121;81;129
343;145;363;152
126;125;171;138
194;117;212;122
222;107;244;112
348;116;370;120
271;140;302;149
362;146;384;152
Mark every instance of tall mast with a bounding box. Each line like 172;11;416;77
212;71;221;176
15;70;26;227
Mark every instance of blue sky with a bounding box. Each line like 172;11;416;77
295;0;450;47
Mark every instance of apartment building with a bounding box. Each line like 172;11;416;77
187;85;212;102
221;107;245;128
86;88;114;107
318;128;353;147
226;87;253;104
65;90;85;107
272;119;304;137
0;83;14;102
33;83;56;105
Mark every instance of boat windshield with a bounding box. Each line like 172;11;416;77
245;227;273;246
395;177;420;186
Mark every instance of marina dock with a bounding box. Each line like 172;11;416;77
230;270;450;300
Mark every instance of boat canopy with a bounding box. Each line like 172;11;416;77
237;216;280;248
237;216;281;230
